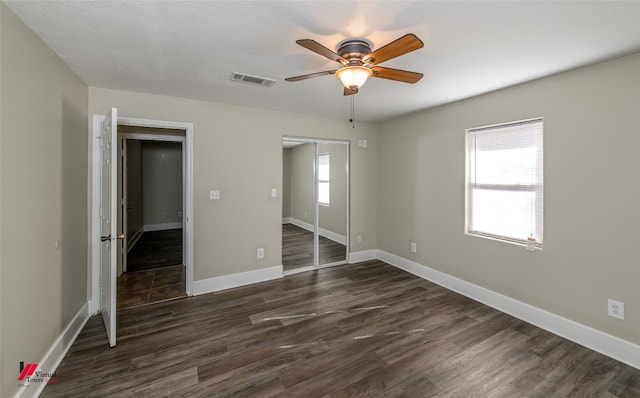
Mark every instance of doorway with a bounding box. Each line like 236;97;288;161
117;129;187;309
91;114;194;343
282;138;349;273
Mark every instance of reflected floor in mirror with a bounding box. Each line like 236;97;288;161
282;223;346;272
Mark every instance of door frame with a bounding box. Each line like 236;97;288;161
90;115;194;314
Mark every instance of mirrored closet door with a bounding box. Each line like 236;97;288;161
282;138;349;273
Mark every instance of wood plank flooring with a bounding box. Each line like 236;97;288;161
282;223;346;271
118;264;186;310
42;260;640;397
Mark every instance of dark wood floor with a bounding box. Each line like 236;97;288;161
120;229;186;309
43;260;639;397
118;264;186;310
282;223;346;271
127;229;183;272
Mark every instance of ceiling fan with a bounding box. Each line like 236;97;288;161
285;34;424;96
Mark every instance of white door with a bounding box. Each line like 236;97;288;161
100;108;118;347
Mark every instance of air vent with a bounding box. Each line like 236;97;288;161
231;72;276;87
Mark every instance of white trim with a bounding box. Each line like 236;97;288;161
16;302;90;398
377;250;640;371
348;249;378;264
282;217;292;224
288;218;347;245
91;115;195;311
144;222;183;232
119;132;185;142
193;266;283;295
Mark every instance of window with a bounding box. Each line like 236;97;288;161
318;153;330;206
466;118;543;248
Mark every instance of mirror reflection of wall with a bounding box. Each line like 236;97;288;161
317;143;348;266
282;139;349;273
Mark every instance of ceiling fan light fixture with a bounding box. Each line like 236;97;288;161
336;66;372;89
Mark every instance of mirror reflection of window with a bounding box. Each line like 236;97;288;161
318;153;330;206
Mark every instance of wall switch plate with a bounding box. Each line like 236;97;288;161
608;299;625;320
271;188;277;198
210;190;220;200
411;242;417;253
257;248;264;259
357;234;362;243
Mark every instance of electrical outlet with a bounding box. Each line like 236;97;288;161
608;299;625;320
209;190;220;200
411;242;417;253
257;248;264;259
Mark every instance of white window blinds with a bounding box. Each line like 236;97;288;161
466;118;543;247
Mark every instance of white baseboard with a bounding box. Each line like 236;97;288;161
193;265;283;295
282;217;292;224
288;218;347;245
377;250;640;371
144;222;182;232
348;249;378;264
16;302;91;398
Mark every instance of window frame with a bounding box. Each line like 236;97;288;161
465;117;544;249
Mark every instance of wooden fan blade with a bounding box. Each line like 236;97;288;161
371;66;423;83
285;70;338;82
363;34;424;65
296;39;347;65
343;87;358;96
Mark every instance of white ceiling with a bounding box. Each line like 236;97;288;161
6;1;640;122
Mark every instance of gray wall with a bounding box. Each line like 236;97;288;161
126;139;144;235
142;141;183;228
288;143;315;226
0;3;89;396
378;52;640;345
89;87;379;283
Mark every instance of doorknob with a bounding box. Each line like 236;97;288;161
101;234;125;242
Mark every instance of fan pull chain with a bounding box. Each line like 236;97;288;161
350;95;356;129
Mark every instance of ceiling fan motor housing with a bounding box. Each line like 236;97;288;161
337;40;372;66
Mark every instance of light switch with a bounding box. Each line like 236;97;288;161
271;188;277;198
209;190;220;200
